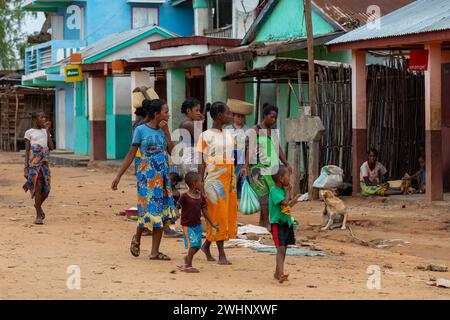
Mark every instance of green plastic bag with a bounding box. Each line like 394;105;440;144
239;179;261;215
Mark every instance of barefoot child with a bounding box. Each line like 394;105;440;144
269;166;301;283
24;112;54;225
177;171;218;273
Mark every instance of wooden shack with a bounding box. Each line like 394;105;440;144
0;72;55;151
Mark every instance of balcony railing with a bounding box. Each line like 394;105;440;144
204;25;233;38
25;40;87;75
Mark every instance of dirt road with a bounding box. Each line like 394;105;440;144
1;152;450;299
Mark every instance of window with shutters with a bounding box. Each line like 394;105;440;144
132;7;159;29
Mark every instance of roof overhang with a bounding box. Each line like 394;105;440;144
327;29;450;52
159;32;343;69
22;0;74;12
149;36;242;50
171;0;190;5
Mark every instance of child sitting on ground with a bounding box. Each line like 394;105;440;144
269;166;301;283
176;171;218;273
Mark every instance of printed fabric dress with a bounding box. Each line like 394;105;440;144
133;125;177;229
26;145;51;199
360;161;388;196
197;129;238;242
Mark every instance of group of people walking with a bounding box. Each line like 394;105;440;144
21;95;427;282
21;94;300;281
108;96;297;278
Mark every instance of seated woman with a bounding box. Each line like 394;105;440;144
410;156;426;193
360;149;402;196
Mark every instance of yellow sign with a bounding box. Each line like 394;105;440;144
64;65;83;83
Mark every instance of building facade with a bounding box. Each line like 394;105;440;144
22;0;194;159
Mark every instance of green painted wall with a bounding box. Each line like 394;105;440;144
106;77;132;160
75;80;90;156
166;68;186;131
255;0;336;42
106;114;132;160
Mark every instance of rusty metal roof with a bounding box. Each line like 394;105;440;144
328;0;450;46
313;0;415;31
241;0;415;45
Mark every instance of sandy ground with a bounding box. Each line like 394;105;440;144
1;152;450;300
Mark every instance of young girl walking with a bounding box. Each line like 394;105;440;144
23;112;54;225
198;102;237;265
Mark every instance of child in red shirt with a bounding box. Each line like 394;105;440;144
177;171;218;273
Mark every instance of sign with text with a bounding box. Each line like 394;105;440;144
409;50;429;72
64;65;83;83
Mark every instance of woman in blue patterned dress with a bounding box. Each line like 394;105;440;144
112;99;176;260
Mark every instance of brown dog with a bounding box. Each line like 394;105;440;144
320;190;348;230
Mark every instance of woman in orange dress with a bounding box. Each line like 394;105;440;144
198;102;238;265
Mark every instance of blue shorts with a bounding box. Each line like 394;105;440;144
182;225;203;249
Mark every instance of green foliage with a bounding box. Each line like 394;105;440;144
0;0;28;69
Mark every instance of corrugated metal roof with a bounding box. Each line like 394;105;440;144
313;0;414;31
328;0;450;45
79;25;178;60
54;25;178;66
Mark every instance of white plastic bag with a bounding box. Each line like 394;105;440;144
313;165;344;189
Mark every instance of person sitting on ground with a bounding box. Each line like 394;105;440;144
410;156;426;193
360;148;402;196
176;172;218;273
269;166;301;284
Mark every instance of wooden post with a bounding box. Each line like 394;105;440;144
352;50;367;195
14;93;19;152
255;78;261;125
304;0;319;200
425;43;443;202
5;92;10;151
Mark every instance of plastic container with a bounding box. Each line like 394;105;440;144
125;207;139;220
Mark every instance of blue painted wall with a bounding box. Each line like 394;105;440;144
84;0;193;45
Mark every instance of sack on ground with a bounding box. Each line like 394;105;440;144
239;179;260;215
313;165;344;189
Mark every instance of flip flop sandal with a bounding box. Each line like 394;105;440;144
130;235;140;257
149;253;171;261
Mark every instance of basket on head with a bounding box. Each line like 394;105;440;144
132;86;159;109
227;99;254;115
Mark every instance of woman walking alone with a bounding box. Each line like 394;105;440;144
24;112;54;225
112;99;176;261
198;102;238;265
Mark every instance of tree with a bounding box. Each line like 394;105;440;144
0;0;27;69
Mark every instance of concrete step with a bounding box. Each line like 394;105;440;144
51;149;75;155
49;153;90;167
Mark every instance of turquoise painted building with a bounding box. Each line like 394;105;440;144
22;0;194;159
